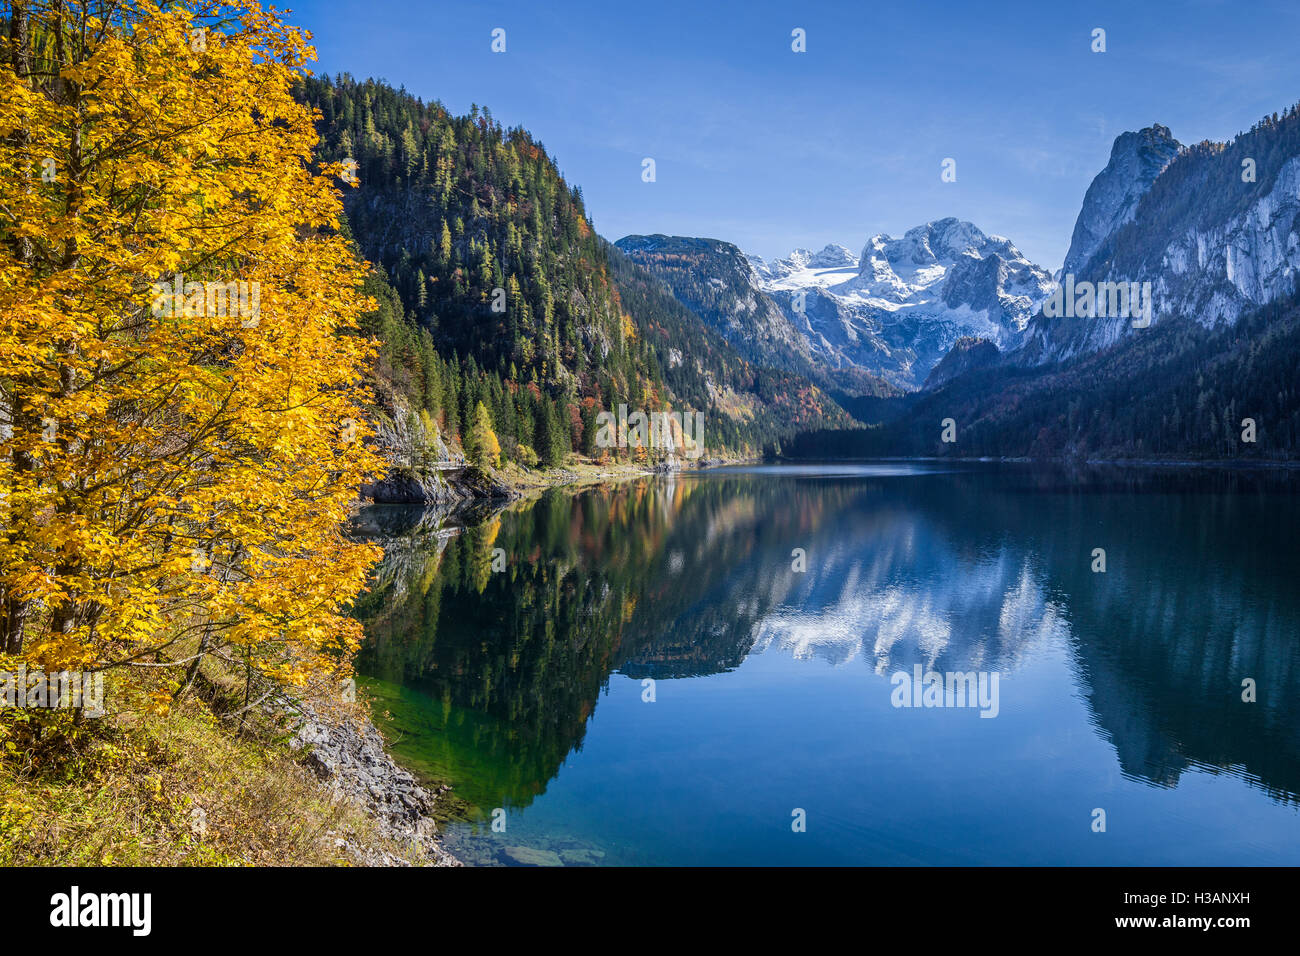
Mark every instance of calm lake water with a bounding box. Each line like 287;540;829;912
353;463;1300;865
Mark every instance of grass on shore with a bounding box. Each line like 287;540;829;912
0;457;700;867
0;661;422;867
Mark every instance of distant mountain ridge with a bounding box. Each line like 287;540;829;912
619;218;1054;392
613;234;895;397
612;234;812;369
785;99;1300;462
298;75;855;467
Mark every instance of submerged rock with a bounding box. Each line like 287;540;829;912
558;847;606;865
502;845;564;867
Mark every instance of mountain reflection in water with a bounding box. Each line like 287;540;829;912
353;464;1300;865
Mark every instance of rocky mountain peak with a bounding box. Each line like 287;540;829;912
807;243;858;269
741;218;1053;389
1061;124;1182;275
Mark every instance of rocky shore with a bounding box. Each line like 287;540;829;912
360;463;519;505
290;703;461;866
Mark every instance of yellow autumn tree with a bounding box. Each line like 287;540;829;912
0;1;382;712
466;401;500;468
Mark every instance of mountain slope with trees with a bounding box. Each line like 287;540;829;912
297;75;853;469
786;286;1300;461
616;233;897;397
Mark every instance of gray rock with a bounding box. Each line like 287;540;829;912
289;702;461;866
1062;125;1181;277
558;847;606;865
502;845;564;867
361;465;519;505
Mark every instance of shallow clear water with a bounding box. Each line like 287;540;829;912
353;463;1300;865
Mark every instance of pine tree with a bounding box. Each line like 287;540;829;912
536;401;562;467
439;219;452;261
580;402;599;457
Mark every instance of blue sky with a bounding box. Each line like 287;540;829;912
283;0;1300;269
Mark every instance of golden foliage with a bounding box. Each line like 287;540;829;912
466;400;500;468
0;2;382;703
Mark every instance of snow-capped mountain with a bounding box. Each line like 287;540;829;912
618;105;1300;408
750;242;861;278
613;234;894;396
750;218;1055;388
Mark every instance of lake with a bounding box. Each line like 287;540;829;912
352;463;1300;865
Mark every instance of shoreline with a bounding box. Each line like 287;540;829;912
339;457;686;864
775;454;1300;471
292;702;462;866
361;455;752;508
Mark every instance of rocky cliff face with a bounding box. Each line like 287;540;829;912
1061;125;1182;276
1142;155;1300;323
359;400;518;504
1021;108;1300;365
291;702;461;866
359;466;518;505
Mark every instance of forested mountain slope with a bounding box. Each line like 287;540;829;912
298;75;851;465
786;286;1300;461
